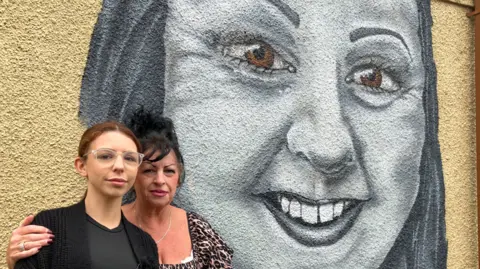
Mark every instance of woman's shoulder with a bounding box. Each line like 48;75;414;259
186;211;210;226
31;202;81;226
186;211;234;267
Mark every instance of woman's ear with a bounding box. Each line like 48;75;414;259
75;157;88;177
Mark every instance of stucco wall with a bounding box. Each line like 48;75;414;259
432;1;477;268
0;0;476;268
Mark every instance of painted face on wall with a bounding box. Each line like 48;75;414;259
163;0;426;268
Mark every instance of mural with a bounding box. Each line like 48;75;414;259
79;0;447;268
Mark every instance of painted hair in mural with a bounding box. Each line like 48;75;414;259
79;0;447;268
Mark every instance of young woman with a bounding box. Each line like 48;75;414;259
12;122;159;269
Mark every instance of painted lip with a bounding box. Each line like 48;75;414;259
261;192;366;246
106;178;127;186
150;189;168;197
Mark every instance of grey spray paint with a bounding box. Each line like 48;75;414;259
79;0;447;268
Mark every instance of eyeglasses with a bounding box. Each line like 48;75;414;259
83;148;144;168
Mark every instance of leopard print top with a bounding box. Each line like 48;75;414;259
158;212;233;269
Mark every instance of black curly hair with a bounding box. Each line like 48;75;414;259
128;109;183;166
122;109;185;204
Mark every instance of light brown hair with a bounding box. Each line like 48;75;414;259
78;121;141;157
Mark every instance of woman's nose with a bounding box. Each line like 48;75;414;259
287;115;355;178
286;85;355;179
153;172;166;184
112;155;125;171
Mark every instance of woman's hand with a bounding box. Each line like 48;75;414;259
6;215;53;269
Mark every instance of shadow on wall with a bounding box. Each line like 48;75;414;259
79;0;447;268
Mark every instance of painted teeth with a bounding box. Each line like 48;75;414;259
319;203;334;223
289;199;301;218
333;202;344;218
281;196;290;213
277;194;352;225
301;202;318;224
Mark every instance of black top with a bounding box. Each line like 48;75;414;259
14;200;159;269
86;215;138;269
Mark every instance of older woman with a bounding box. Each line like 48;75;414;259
7;112;233;269
122;111;233;268
9;0;447;268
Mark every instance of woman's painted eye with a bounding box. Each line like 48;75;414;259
346;66;406;107
358;68;382;88
347;67;400;93
223;42;296;73
245;43;274;68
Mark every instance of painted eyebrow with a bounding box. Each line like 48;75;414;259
350;27;411;57
266;0;300;28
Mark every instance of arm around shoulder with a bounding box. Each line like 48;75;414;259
14;210;57;269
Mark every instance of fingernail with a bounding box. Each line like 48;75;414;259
47;229;52;234
47;239;53;244
49;234;55;238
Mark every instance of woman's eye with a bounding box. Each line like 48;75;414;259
347;67;400;93
123;154;137;163
165;169;176;175
97;153;114;160
245;43;274;68
223;42;296;73
345;65;406;107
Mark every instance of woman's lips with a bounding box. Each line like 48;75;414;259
150;190;168;197
106;178;127;186
262;192;366;246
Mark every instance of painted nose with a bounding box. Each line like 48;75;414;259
286;88;355;179
287;116;355;178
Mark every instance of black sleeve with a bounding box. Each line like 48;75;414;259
139;228;159;267
14;258;37;269
125;221;159;269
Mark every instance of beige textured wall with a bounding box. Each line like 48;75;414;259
0;0;477;268
0;1;100;268
432;0;478;268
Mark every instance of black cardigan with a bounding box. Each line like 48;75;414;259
14;200;159;269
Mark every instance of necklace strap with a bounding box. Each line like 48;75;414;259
134;201;172;244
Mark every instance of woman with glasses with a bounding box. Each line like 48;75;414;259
12;121;159;269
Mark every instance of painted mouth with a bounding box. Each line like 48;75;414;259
262;192;365;246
